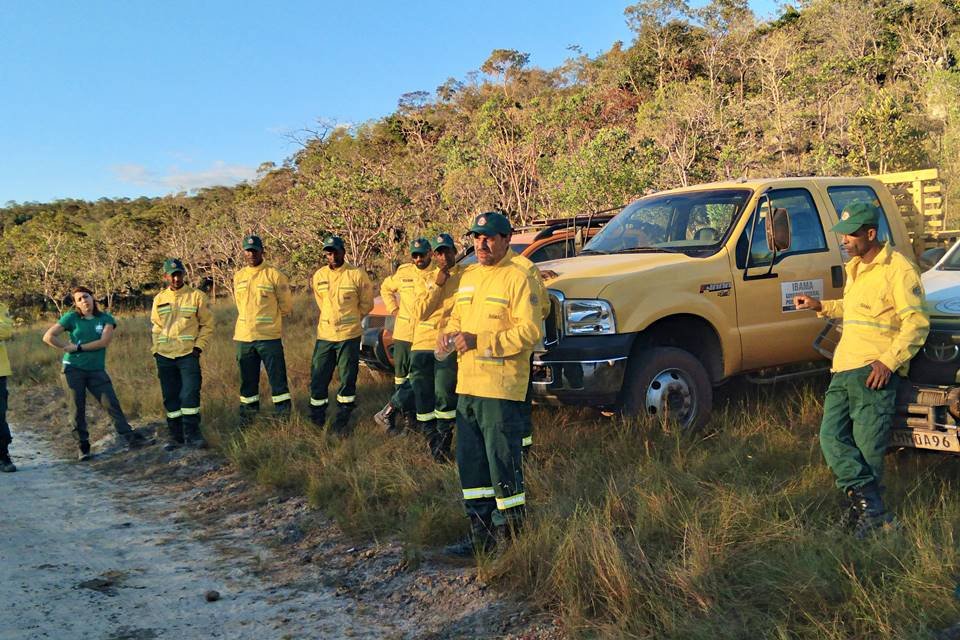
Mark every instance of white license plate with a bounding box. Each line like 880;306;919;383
891;428;960;453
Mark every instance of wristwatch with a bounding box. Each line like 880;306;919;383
76;343;83;353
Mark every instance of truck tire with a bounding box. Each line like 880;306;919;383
621;347;712;432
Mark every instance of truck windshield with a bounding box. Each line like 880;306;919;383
583;189;752;255
941;243;960;270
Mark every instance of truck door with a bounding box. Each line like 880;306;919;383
733;185;846;370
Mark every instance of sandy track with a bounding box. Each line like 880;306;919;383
0;429;393;640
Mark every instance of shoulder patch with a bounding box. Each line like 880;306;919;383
912;285;922;296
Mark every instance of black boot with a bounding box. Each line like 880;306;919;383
853;482;895;538
429;420;454;462
184;425;207;449
78;440;92;462
331;404;356;436
164;418;185;451
0;442;16;473
124;430;151;450
310;406;327;429
444;516;498;557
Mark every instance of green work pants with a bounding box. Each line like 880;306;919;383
62;365;134;445
820;365;900;491
390;340;414;413
522;353;533;449
237;339;291;417
456;395;525;527
155;352;202;443
0;376;10;446
409;350;459;436
310;337;360;428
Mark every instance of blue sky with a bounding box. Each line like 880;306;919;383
0;1;780;204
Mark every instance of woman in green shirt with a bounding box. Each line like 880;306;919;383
43;286;149;460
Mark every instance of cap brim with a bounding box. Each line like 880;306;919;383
830;220;861;234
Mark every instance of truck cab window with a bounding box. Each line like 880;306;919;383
826;186;894;246
736;188;828;268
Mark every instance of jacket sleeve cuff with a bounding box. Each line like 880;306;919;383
878;353;901;373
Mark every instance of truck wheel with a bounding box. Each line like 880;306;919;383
621;347;712;432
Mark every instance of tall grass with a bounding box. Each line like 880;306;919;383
10;295;960;638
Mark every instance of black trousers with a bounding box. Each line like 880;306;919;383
62;365;133;444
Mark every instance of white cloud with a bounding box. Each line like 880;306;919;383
111;161;258;192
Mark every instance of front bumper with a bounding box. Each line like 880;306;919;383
531;334;634;408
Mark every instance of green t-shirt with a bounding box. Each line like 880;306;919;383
58;310;117;371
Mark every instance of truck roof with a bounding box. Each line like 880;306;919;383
654;176;884;195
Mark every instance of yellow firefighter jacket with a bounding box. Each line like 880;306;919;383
445;250;543;401
411;264;466;352
381;263;437;343
818;243;930;375
511;252;551;320
233;263;293;342
151;286;214;358
312;262;375;341
0;303;12;378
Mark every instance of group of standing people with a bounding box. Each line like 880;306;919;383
0;200;929;545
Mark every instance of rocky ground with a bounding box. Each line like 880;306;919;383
1;386;559;639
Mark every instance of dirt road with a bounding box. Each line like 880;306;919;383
0;429;393;640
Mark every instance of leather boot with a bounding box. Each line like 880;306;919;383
310;406;327;429
853;482;895;538
374;403;402;434
444;515;498;557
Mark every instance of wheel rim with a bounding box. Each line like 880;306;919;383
644;367;697;428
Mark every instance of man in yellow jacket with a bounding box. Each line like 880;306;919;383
0;301;15;472
442;212;543;556
233;235;293;420
795;201;929;537
310;236;374;434
151;258;214;450
374;237;436;433
409;233;463;460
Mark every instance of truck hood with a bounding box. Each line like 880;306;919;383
539;252;692;299
921;268;960;318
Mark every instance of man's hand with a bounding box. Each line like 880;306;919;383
192;347;203;358
866;360;893;389
794;294;822;312
451;332;477;354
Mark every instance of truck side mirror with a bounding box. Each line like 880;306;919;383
919;247;946;270
766;207;791;253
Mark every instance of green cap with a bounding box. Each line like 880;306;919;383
468;211;512;237
430;233;456;251
162;258;185;275
322;235;345;252
830;201;880;234
242;235;264;251
410;237;431;255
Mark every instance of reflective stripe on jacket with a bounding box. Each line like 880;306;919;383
151;286;214;358
381;263;437;343
233;263;293;341
312;263;374;341
819;243;930;375
445;250;543;401
411;264;465;352
0;303;12;377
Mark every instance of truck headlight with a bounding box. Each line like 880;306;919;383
564;299;616;335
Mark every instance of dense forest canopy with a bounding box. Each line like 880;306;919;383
2;0;958;314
